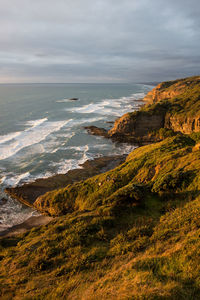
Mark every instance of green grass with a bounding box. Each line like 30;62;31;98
145;76;200;120
1;133;200;299
34;134;199;216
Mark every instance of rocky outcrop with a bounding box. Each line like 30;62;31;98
165;114;200;134
103;76;200;141
84;126;108;137
144;76;200;104
108;111;165;142
143;82;184;104
5;155;126;208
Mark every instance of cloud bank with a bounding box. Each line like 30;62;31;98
0;0;199;83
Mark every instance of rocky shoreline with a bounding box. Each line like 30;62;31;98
1;93;146;235
0;81;175;234
84;76;200;145
3;76;200;235
1;154;126;236
5;155;126;208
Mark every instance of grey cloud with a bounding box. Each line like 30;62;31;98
0;0;199;82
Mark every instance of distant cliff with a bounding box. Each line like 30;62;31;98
108;76;200;142
143;77;198;103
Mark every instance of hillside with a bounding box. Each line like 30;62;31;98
1;76;200;299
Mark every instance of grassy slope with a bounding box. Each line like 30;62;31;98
34;134;200;216
1;134;200;299
142;76;200;117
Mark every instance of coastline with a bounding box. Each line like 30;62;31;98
1;76;200;299
5;154;127;207
1;154;127;236
1;92;146;235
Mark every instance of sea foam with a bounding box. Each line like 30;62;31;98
0;118;71;160
0;132;21;145
65;92;145;117
1;172;31;187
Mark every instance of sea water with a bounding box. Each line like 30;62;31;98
0;83;153;230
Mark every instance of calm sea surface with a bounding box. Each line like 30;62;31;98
0;83;153;230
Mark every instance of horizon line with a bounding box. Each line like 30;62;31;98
0;82;158;85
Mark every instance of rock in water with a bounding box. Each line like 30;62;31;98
84;126;108;137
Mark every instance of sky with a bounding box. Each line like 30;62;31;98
0;0;199;83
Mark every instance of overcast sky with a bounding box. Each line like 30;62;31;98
0;0;199;83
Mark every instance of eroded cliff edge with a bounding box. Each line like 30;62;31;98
94;76;200;143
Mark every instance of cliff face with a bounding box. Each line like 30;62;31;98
108;111;165;142
108;76;200;141
165;114;200;134
143;76;200;104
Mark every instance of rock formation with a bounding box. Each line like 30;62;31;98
87;76;200;143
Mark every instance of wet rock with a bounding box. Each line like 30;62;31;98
84;126;108;137
5;155;126;208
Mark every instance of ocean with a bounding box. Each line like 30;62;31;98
0;83;152;231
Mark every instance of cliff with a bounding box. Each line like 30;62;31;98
1;76;200;299
143;76;200;103
108;76;200;142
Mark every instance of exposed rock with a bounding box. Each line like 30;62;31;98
84;126;108;137
106;76;200;142
5;155;126;208
108;111;165;142
84;112;166;144
143;76;200;104
165;114;200;134
144;82;184;104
